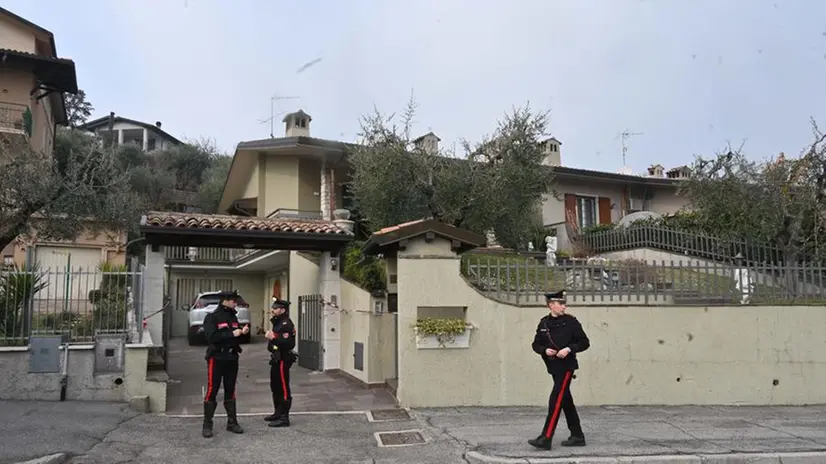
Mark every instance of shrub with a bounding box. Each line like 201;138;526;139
342;241;387;293
0;263;47;338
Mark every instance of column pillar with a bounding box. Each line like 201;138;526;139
320;159;331;220
318;251;340;370
143;244;165;346
142;128;148;151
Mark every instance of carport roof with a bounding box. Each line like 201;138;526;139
362;218;487;256
140;211;353;251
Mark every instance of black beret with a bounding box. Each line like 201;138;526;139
271;299;290;309
217;290;240;301
544;290;567;303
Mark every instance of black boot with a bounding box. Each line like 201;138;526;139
268;397;291;428
224;400;244;434
202;401;217;438
527;435;553;450
561;435;586;447
264;393;281;422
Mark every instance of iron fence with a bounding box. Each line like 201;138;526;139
461;254;826;305
0;267;141;346
0;101;30;135
164;246;255;263
576;224;785;265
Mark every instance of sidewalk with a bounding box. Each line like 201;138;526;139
416;405;826;463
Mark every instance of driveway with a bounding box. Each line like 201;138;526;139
165;336;397;415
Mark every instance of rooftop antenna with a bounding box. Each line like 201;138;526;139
619;130;644;166
259;94;300;138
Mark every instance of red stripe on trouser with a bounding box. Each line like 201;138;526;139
279;360;288;400
544;371;573;439
204;357;215;402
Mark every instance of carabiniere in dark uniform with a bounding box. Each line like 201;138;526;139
201;290;248;438
264;298;297;428
528;289;590;451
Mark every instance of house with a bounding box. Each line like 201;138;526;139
0;7;126;272
539;137;691;250
78;112;182;152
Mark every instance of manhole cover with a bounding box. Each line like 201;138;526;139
368;408;411;422
375;430;427;447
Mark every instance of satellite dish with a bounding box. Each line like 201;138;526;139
616;211;663;228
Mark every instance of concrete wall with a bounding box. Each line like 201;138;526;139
339;278;396;385
0;330;166;412
393;235;826;408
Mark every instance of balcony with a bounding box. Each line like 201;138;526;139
164;246;257;264
0;102;31;137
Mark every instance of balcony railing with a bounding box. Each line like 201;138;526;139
0;102;30;136
164;246;257;263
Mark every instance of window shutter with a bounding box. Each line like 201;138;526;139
598;197;612;224
564;194;577;225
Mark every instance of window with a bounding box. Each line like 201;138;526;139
576;196;597;229
193;294;248;308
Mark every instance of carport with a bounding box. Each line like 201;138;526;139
138;211;397;414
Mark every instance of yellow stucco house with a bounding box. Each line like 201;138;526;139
0;7;126;274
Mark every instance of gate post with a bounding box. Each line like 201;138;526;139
143;244;165;346
318;251;341;371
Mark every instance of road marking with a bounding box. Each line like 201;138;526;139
162;410;370;418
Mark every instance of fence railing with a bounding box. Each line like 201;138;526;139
575;224;785;264
0;101;30;135
0;267;141;346
461;254;826;305
164;246;256;263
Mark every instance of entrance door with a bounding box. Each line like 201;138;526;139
297;294;323;370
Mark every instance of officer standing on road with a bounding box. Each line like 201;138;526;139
264;298;297;428
528;290;590;451
201;290;249;438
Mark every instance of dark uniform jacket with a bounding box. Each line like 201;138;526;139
203;304;243;361
268;314;296;364
531;313;590;374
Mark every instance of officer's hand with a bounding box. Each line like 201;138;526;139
265;330;275;340
545;348;557;357
242;325;250;335
556;347;571;358
232;329;243;337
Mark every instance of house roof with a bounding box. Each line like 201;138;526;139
550;165;682;187
362;218;487;256
236;135;352;151
412;131;441;143
78;115;183;145
140;211;353;251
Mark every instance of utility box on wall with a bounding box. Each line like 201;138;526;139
94;335;126;374
28;336;62;373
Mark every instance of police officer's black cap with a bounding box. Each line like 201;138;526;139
544;290;567;303
271;299;290;310
217;290;240;301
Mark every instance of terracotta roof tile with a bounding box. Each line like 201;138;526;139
142;211;351;236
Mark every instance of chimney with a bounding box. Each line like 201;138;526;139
412;132;440;155
283;109;312;137
155;121;162;128
541;137;562;166
647;164;665;177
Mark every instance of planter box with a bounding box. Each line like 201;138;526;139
415;325;473;349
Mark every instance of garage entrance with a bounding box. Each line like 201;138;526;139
140;210;397;414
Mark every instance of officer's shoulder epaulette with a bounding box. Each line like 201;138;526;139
565;313;578;321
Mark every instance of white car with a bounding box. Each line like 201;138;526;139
184;291;252;346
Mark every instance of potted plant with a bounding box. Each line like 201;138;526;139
413;317;474;349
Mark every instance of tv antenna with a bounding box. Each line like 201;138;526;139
619;130;644;166
259;94;301;138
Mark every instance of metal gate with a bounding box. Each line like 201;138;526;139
297;294;323;371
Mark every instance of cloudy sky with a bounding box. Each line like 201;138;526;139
4;0;826;173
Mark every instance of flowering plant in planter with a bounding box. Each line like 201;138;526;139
413;317;473;348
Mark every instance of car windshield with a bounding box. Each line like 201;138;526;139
193;295;248;308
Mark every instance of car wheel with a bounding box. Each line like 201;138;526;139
187;328;199;346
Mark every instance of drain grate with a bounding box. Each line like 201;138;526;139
367;408;411;422
375;430;427;447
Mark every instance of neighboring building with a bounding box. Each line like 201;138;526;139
0;7;126;271
538;137;691;250
78;112;182;152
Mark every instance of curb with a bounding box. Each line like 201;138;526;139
13;454;67;464
465;450;826;464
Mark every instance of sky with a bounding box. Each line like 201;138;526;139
4;0;826;174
